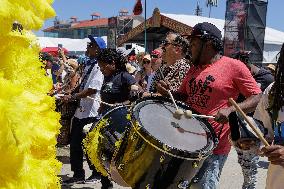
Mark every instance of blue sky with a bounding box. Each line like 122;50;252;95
37;0;284;36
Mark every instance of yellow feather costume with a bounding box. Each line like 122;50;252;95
0;0;61;188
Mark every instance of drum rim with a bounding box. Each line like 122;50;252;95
131;96;218;160
89;105;128;132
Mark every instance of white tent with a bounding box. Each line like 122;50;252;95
37;36;107;54
162;13;284;63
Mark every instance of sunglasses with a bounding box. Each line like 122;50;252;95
151;54;159;59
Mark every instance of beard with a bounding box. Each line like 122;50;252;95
191;56;200;66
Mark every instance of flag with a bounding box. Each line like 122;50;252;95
133;0;143;15
207;0;218;7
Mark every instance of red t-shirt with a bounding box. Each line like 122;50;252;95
178;56;261;155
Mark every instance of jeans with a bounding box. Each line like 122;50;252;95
236;148;259;189
70;116;99;177
191;154;228;189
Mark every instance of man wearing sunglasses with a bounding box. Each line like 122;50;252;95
149;32;191;94
157;22;262;189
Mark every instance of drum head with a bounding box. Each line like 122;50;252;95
132;98;216;158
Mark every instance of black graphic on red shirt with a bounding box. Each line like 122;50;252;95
187;75;215;108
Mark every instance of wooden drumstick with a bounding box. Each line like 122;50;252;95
229;98;270;147
158;67;183;119
184;110;215;119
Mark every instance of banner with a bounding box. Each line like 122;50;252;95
223;0;247;57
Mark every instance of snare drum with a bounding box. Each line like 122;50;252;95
111;97;218;189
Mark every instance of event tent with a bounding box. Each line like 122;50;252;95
37;36;107;55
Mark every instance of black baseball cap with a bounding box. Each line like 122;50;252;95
187;22;222;41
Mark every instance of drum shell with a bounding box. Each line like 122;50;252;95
112;127;204;189
111;97;218;188
88;106;131;176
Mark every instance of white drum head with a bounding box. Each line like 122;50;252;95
134;100;210;153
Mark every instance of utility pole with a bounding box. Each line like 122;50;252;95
195;1;203;16
206;0;218;18
144;0;147;52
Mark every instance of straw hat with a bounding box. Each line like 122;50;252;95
266;64;276;72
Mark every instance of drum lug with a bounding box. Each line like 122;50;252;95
145;184;151;189
177;180;190;189
160;155;165;163
134;121;142;130
162;144;170;152
130;132;138;141
192;161;199;168
101;154;107;161
118;163;125;170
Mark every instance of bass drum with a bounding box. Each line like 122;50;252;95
84;105;131;182
111;97;218;189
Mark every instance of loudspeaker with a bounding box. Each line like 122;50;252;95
224;0;268;63
245;0;268;63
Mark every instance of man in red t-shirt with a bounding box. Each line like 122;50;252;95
157;22;262;189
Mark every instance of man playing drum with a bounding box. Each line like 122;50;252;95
157;22;262;189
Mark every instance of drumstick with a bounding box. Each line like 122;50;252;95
158;67;178;110
168;90;179;110
184;110;215;119
86;96;115;107
192;114;215;119
158;67;183;119
229;98;270;147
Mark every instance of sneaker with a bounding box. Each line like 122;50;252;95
84;174;101;184
101;182;113;189
63;176;85;185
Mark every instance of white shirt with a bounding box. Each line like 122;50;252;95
74;64;103;119
254;83;284;189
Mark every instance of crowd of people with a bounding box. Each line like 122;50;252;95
40;22;283;189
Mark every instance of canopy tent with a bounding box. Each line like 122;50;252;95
41;47;68;56
37;36;107;55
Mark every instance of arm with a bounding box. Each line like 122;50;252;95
62;88;97;102
64;65;103;101
261;145;284;167
215;93;262;123
73;88;97;99
215;60;262;123
228;93;262;114
58;48;67;63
